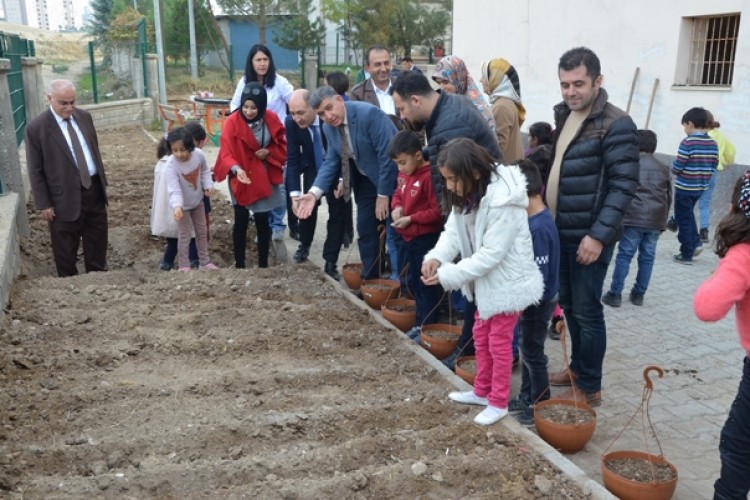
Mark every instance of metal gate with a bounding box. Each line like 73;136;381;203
0;32;34;146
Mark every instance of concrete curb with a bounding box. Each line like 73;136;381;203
327;274;615;499
0;192;21;323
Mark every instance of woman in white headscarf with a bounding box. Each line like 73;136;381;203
480;58;526;163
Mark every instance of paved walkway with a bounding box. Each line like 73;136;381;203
199;139;744;499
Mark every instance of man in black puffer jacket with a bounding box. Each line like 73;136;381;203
545;47;639;406
391;70;502;193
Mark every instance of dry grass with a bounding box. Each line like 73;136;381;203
0;21;90;63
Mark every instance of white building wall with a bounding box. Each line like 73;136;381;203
453;0;750;164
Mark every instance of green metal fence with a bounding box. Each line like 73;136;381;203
0;31;34;146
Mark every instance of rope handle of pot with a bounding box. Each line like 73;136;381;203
602;365;667;466
359;224;388;278
420;290;452;330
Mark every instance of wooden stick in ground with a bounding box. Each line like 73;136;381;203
644;78;660;129
626;67;640;114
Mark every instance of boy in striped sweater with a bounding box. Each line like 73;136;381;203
671;107;718;264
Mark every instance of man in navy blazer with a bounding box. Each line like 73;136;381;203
25;79;109;277
296;86;398;280
286;89;348;279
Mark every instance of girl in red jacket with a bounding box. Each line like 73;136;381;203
214;82;287;268
694;171;750;498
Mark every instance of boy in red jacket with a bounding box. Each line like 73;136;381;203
388;131;444;340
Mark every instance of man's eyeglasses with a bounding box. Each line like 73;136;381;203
53;98;76;106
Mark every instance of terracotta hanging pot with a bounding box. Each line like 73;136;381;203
534;399;596;454
342;262;363;290
360;278;400;309
455;356;476;385
381;298;417;332
601;450;678;500
599;366;677;500
420;323;460;359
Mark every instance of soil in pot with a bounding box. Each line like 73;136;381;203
536;403;596;425
361;279;400;309
455;356;476;385
420;324;460;359
342;263;364;290
605;457;677;483
601;450;678;500
381;298;417;332
534;399;596;454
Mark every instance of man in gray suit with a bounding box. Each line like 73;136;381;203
296;86;398;280
26;79;109;277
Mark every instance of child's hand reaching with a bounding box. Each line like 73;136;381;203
391;215;412;229
391;207;402;221
174;207;183;221
421;259;441;286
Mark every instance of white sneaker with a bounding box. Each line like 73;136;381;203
448;390;488;406
473;405;508;426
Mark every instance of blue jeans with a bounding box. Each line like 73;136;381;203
269;183;287;234
386;223;403;281
518;298;557;404
714;357;750;499
609;226;660;295
559;240;614;393
674;189;703;260
699;173;717;230
403;232;442;325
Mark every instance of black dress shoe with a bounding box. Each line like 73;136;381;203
293;245;309;263
324;261;340;280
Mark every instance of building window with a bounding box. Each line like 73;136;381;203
687;14;740;86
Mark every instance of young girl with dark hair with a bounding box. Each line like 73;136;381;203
164;127;216;271
215;82;287;268
422;138;543;425
694;171;750;499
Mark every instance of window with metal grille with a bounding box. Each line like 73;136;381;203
687;14;740;86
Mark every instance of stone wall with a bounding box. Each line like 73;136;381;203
80;98;154;130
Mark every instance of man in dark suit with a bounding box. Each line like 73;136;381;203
25;79;109;277
286;89;348;280
296;86;398;280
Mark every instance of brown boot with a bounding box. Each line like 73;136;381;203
549;367;576;386
553;385;602;407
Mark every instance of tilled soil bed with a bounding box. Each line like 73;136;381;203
0;127;587;498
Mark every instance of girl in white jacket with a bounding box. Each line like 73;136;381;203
422;138;543;425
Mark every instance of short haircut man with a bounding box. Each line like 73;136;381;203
546;47;639;406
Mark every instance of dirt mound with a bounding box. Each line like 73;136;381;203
1;127;586;498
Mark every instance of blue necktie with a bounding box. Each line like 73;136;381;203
311;124;324;169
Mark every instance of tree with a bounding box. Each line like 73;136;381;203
163;0;224;65
213;0;294;44
321;0;450;61
273;0;326;52
87;0;115;67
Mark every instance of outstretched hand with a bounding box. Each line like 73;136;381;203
295;193;317;219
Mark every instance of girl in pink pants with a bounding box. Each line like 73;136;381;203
422;139;543;425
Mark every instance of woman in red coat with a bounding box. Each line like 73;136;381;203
214;82;287;268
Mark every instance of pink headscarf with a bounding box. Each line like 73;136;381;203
432;55;496;133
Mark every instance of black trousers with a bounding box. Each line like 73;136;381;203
49;176;108;277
